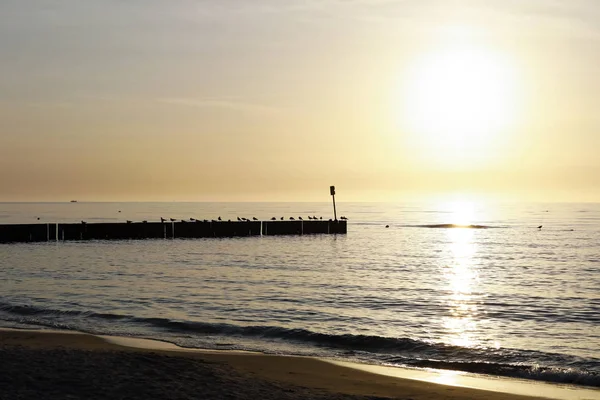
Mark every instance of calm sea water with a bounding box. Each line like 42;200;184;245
0;202;599;388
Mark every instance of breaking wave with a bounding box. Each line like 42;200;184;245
1;301;598;388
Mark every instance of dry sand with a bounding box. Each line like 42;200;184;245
0;328;553;400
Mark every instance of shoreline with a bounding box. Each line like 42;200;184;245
2;328;598;400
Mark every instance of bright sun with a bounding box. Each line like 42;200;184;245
400;33;519;168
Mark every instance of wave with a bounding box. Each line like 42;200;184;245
1;301;598;387
409;224;495;229
351;222;501;229
406;359;600;388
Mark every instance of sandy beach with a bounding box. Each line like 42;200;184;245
0;328;559;400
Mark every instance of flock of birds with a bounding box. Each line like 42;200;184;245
75;216;348;224
153;216;348;223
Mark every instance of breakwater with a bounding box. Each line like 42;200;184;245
0;220;347;243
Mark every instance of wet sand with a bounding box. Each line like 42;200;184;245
0;328;556;400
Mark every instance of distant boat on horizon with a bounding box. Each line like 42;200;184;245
70;200;77;203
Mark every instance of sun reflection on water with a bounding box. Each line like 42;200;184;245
442;222;481;348
428;368;466;386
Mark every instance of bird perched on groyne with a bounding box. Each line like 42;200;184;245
271;217;277;220
160;217;166;223
252;217;258;221
218;216;222;221
290;217;295;220
170;218;176;222
126;220;132;224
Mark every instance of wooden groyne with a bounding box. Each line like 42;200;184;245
0;220;347;243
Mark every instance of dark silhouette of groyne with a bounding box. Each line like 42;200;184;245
0;220;347;243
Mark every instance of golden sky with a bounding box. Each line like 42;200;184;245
1;1;599;202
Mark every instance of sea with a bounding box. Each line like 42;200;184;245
0;202;598;391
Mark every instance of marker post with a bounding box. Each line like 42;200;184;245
330;185;337;221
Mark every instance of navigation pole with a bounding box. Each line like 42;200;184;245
330;185;337;221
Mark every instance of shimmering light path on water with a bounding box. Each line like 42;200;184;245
0;202;599;388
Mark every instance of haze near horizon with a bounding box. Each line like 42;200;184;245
1;1;599;202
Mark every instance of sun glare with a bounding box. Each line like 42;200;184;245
399;29;520;168
448;200;476;226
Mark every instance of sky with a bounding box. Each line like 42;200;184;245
1;0;599;202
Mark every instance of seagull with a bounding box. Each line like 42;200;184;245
319;217;322;220
118;210;121;213
142;220;148;223
280;217;284;220
180;220;187;223
37;217;40;220
237;217;242;221
170;218;176;222
81;221;87;225
218;216;222;221
385;225;389;228
252;217;258;221
160;217;166;223
340;216;347;220
190;218;196;222
290;217;295;220
271;217;277;221
538;225;543;230
308;216;313;220
203;219;208;223
298;217;303;220
126;220;132;224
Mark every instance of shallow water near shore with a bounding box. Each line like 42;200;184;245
0;202;599;391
